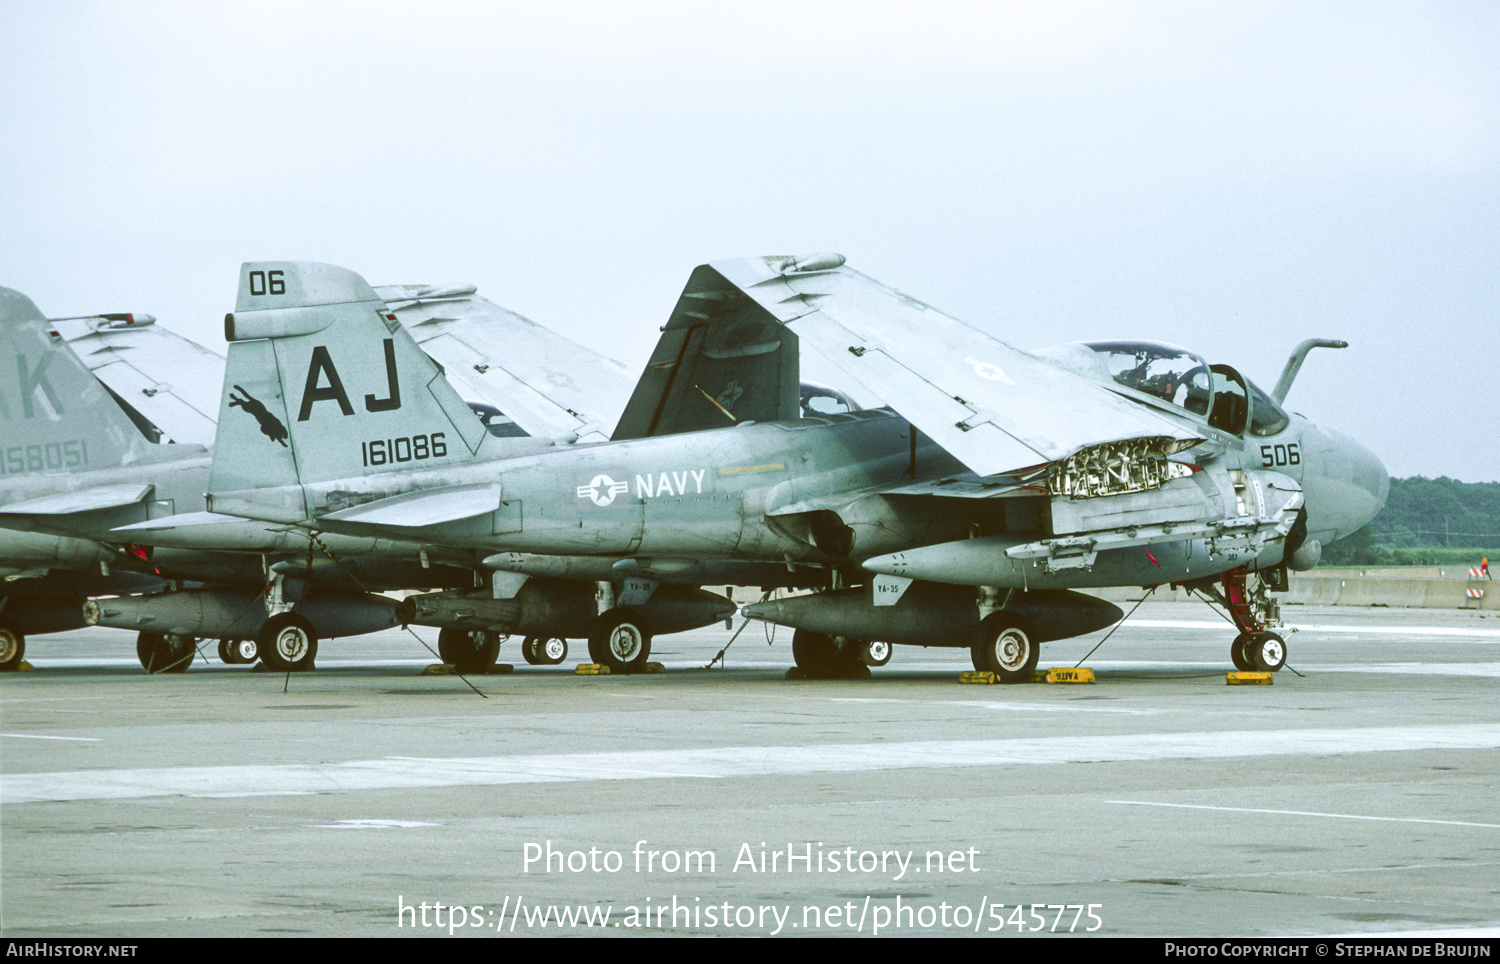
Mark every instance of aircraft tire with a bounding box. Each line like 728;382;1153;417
537;637;568;665
257;614;318;672
971;612;1038;682
521;636;543;665
438;629;501;674
791;630;864;678
137;632;195;674
856;639;892;667
1246;631;1287;673
0;625;25;671
218;638;257;664
1230;633;1254;672
588;608;651;673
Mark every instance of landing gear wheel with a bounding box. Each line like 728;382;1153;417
536;637;567;665
522;636;567;665
856;639;892;667
791;630;864;679
0;625;25;671
218;638;258;665
1230;633;1253;672
438;628;501;674
971;612;1039;682
1246;631;1287;673
137;632;195;674
257;614;317;672
587;608;651;673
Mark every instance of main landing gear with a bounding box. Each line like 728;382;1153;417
257;613;318;672
437;629;502;674
137;632;196;673
970;611;1039;682
0;625;25;672
790;631;883;679
522;636;568;666
588;607;651;674
218;638;258;665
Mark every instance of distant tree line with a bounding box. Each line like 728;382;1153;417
1321;476;1500;567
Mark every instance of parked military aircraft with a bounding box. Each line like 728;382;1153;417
192;256;1385;678
0;278;637;672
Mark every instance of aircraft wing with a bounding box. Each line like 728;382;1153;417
709;256;1202;479
50;314;224;447
374;284;633;443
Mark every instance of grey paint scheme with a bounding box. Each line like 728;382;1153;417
199;259;1388;651
50;311;224;447
42;283;630;451
0;276;640;654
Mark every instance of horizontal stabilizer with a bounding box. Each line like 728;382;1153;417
112;511;248;533
320;483;502;528
0;484;153;516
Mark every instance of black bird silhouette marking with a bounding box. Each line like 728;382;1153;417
228;385;288;446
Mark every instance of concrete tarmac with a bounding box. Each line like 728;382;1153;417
3;602;1499;938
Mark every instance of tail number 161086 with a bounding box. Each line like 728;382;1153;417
362;432;446;467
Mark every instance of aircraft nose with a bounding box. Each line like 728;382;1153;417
1300;426;1388;544
1332;430;1389;536
1352;438;1390;522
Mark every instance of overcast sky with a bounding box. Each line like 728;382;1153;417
3;1;1496;481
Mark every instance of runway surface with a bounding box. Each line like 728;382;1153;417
2;602;1498;937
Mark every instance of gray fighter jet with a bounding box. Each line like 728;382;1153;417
191;257;1386;678
0;279;635;671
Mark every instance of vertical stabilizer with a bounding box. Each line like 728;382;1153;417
211;262;498;497
0;287;154;477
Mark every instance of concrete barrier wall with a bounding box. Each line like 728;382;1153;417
1283;574;1495;610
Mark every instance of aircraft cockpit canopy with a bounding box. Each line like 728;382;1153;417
1077;340;1294;439
1084;341;1214;417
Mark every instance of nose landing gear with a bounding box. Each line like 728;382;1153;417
1215;568;1288;673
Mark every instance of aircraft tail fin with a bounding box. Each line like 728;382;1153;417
210;262;498;498
611;263;801;440
0;287;158;478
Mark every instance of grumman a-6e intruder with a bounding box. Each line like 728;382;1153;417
0;279;636;672
195;257;1387;679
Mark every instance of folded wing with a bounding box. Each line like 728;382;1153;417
709;256;1202;479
